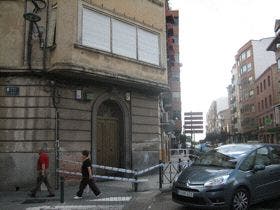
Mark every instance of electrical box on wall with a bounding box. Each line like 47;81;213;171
75;89;83;100
75;89;94;101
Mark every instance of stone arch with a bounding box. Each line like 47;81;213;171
91;92;131;169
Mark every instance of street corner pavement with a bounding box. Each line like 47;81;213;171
0;181;162;210
123;190;162;210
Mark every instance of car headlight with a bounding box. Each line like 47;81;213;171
204;175;229;187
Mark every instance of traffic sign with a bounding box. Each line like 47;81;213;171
184;112;203;116
184;121;203;125
184;130;203;133
184;117;203;120
184;125;203;129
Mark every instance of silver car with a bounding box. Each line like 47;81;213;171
172;144;280;210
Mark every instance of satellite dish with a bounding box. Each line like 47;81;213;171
23;12;41;22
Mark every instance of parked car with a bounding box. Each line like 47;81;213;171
172;143;280;210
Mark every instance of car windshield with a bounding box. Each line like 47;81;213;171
193;144;254;169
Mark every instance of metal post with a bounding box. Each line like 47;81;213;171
159;160;163;189
60;176;64;203
55;111;60;189
134;170;138;192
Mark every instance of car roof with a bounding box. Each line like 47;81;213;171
215;144;263;159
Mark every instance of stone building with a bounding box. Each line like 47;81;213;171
0;0;168;190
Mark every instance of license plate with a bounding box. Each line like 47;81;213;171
177;189;194;198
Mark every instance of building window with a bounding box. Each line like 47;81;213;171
247;63;252;71
257;86;259;95
260;82;263;92
112;19;137;59
269;95;272;106
82;9;111;52
247;49;251;58
239;50;251;62
82;8;160;66
138;28;159;65
258;102;260;112
278;58;280;70
262;100;264;110
249;90;254;97
265;97;268;109
263;79;266;90
268;76;271;86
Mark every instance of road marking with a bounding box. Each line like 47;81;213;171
26;205;124;210
88;196;132;202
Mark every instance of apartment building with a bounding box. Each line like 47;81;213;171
0;0;167;189
162;3;181;145
255;64;280;142
235;38;275;140
227;64;241;138
267;19;280;142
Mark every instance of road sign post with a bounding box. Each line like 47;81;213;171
184;112;203;145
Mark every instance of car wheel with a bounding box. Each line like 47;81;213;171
231;188;250;210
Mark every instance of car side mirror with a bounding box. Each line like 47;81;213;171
254;164;265;172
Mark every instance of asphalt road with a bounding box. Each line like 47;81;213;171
147;190;280;210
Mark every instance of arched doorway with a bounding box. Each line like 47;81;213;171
96;100;124;168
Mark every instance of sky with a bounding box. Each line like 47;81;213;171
169;0;280;140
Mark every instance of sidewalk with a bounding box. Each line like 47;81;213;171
0;179;162;210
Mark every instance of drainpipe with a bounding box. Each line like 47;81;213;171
43;0;49;71
51;81;60;189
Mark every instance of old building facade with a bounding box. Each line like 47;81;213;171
0;0;168;190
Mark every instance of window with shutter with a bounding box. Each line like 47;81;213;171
82;8;110;52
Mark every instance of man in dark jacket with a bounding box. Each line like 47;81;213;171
74;150;101;199
30;147;55;197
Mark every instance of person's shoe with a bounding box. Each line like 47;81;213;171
47;194;55;197
73;195;82;199
96;193;102;198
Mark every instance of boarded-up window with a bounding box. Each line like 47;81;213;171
81;8;160;66
112;19;136;59
138;29;159;65
82;8;110;52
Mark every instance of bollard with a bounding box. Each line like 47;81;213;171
60;176;64;203
159;160;163;189
134;170;138;192
178;158;182;172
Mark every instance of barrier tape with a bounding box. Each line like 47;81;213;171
60;159;164;176
135;163;164;176
57;170;147;183
92;164;135;174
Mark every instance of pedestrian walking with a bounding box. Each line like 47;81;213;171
74;150;101;199
29;146;55;197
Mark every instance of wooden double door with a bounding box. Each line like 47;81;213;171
96;116;120;168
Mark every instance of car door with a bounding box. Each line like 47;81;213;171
252;146;272;200
267;145;280;197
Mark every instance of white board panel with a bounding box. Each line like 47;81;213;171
138;29;159;65
112;19;136;59
82;8;110;52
